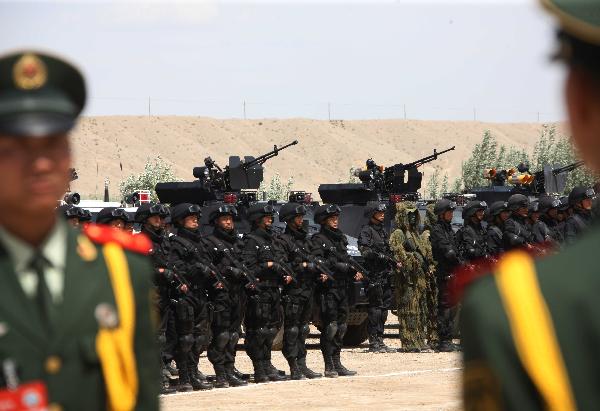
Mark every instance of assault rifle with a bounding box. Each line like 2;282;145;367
221;248;260;289
292;246;335;282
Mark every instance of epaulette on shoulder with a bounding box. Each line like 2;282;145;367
84;225;152;255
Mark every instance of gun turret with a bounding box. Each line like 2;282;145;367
320;146;455;205
156;140;299;205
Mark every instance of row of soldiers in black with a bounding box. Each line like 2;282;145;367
430;185;596;351
62;202;371;393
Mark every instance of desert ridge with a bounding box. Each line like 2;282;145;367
70;116;558;200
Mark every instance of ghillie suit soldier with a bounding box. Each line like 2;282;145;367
389;202;435;352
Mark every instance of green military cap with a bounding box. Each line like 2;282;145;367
542;0;600;45
0;50;86;137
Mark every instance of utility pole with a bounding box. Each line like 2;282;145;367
473;107;477;121
148;97;151;117
403;104;407;120
328;102;331;121
243;100;247;120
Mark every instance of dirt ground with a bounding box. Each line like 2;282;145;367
161;317;462;411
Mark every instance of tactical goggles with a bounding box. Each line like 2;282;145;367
548;199;561;209
325;204;341;214
78;209;92;221
187;204;202;215
447;202;457;211
292;204;308;215
585;188;596;199
476;201;487;209
111;208;128;219
64;207;80;218
149;204;169;216
217;204;238;217
374;203;387;212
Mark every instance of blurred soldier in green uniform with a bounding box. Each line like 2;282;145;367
461;1;600;409
389;202;435;352
0;51;159;410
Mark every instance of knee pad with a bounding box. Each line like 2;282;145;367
266;327;278;344
157;333;167;345
285;326;299;341
228;331;240;351
215;331;230;351
178;334;194;352
194;334;210;351
337;323;348;339
301;324;310;339
326;321;338;341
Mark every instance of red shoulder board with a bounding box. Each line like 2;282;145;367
84;224;152;255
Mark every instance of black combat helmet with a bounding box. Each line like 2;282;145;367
95;207;129;225
363;202;387;218
462;200;488;220
433;199;457;216
538;196;561;214
279;202;307;222
568;186;596;206
134;203;169;223
559;196;571;211
485;201;508;222
208;204;238;224
170;203;202;226
314;204;341;225
507;194;529;212
247;203;277;223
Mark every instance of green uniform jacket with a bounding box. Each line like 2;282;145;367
0;226;159;411
461;226;600;410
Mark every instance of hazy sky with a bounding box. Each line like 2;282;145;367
0;0;567;122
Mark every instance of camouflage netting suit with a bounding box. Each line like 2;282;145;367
389;202;436;350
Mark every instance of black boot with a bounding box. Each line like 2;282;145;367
252;360;269;384
160;367;177;395
333;354;357;376
323;355;338;378
264;360;287;382
378;336;396;353
437;341;454;352
233;366;250;380
176;369;194;392
189;361;213;391
225;364;248;387
214;365;230;389
368;335;382;353
287;358;305;380
298;357;322;379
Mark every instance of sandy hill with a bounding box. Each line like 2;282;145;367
69;116;560;200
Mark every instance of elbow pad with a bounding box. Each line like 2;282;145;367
334;262;350;272
444;249;457;261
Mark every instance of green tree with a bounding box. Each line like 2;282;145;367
426;168;441;199
119;156;179;203
440;173;449;195
257;173;294;201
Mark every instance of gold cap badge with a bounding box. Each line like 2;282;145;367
13;53;47;90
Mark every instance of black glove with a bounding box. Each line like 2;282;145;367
334;262;350;272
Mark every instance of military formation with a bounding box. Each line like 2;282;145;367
54;180;596;396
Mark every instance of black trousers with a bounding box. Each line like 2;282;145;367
282;282;315;360
319;285;349;358
244;286;281;362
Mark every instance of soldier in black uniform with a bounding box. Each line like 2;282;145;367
456;200;489;262
202;204;249;388
429;199;462;352
242;204;292;383
564;186;596;245
169;203;214;391
134;203;182;394
275;203;323;380
503;194;534;251
358;203;397;353
311;204;363;377
485;201;509;257
529;199;556;246
538;196;565;244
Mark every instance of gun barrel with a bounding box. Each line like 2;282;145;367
404;146;455;169
552;161;585;176
243;139;299;169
